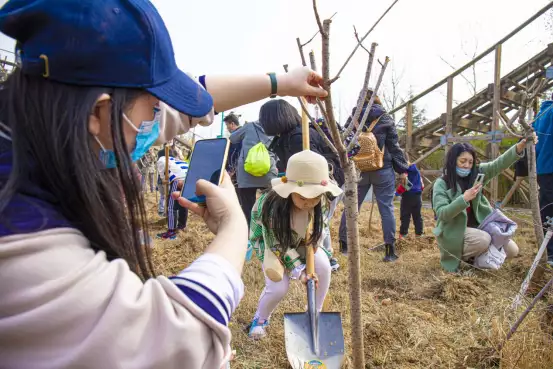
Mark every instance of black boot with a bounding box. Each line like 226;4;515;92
339;240;348;256
383;243;398;262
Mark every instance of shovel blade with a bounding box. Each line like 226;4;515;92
284;311;344;369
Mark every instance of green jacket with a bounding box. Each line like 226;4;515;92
249;192;331;270
432;145;522;272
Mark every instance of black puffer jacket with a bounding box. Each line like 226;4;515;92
345;103;408;174
269;124;344;187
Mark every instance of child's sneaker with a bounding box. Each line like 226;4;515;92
156;230;177;240
248;318;269;339
330;257;340;272
158;210;165;217
398;234;407;240
177;224;186;232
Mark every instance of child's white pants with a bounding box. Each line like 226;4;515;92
254;248;331;321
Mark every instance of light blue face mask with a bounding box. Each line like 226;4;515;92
95;108;160;168
456;167;471;177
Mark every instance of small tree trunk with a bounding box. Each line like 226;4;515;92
525;137;547;291
343;161;365;367
526;135;545;247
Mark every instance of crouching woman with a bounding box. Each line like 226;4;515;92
432;138;533;272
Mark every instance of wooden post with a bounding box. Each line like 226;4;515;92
490;44;502;204
367;190;375;233
445;77;454;156
406;102;413;153
500;177;523;208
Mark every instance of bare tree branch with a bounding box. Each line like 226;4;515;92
353;25;371;54
320;19;347;157
308;49;330;125
347;57;390;152
308;49;317;71
283;64;337;154
330;0;399;84
296;37;307;67
497;278;553;354
312;0;325;37
381;62;405;119
438;55;476;95
342;42;377;140
299;97;339;155
499;109;523;137
300;12;337;47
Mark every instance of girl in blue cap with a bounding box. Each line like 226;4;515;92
0;0;328;368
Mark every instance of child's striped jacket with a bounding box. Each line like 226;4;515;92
157;156;189;183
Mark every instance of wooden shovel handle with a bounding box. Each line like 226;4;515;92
305;228;315;277
301;97;310;151
301;98;315;277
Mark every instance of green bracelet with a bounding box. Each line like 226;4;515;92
267;72;277;98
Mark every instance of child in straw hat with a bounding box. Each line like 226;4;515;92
247;150;343;339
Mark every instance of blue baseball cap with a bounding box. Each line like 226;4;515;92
0;0;213;117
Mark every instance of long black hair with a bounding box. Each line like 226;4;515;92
260;189;323;256
442;143;479;192
259;99;300;136
0;70;155;278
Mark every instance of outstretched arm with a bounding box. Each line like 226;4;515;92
157;67;327;144
204;67;327;112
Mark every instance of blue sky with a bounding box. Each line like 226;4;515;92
0;0;550;139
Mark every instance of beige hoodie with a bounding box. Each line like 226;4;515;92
0;103;243;369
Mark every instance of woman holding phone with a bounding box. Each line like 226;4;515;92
0;0;327;368
432;139;534;272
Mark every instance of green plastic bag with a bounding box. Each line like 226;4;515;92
244;142;270;177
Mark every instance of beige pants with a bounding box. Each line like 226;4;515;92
462;228;519;260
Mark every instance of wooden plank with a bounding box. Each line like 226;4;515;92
406;102;413;152
490;44;502;203
447;132;518;143
412;143;444;166
417;136;439;148
469;111;491;120
446;77;454;156
420;169;443;176
500;177;524;208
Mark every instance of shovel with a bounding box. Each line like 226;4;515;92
284;244;345;369
284;102;344;369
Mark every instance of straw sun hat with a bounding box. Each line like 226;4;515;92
271;150;343;199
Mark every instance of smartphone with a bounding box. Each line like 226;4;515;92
180;138;230;204
474;173;485;187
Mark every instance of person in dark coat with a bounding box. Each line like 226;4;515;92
340;89;409;262
224;113;242;187
261;100;344;188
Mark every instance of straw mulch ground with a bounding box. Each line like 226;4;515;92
145;193;552;369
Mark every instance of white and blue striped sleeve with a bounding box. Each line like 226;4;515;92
169;253;244;326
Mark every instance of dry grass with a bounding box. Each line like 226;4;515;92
145;194;552;369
